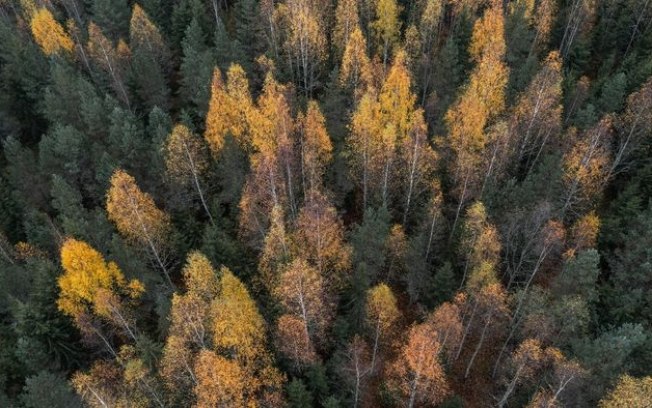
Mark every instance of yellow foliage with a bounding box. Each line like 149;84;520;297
570;211;600;251
371;0;401;61
204;65;254;156
30;8;74;56
129;4;165;54
106;169;170;248
193;350;250;408
446;2;508;181
469;3;505;62
57;239;143;321
379;50;415;142
366;283;400;331
164;124;209;186
212;268;267;366
182;251;219;299
252;73;293;159
298;101;333;190
274;258;328;333
340;26;372;94
333;0;360;58
259;205;290;292
599;375;652;408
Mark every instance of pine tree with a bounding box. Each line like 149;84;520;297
90;0;131;40
179;18;215;118
129;4;170;111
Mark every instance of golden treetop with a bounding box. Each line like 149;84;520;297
366;283;400;330
30;8;74;56
57;238;143;320
106;169;170;247
212;267;268;366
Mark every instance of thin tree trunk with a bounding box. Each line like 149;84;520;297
371;319;381;372
182;138;215;227
497;366;524;407
450;171;470;241
464;314;492;378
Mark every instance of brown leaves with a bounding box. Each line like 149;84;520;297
387;322;450;407
275;314;318;368
294;191;351;284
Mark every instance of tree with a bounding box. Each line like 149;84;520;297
129;4;170;111
365;283;400;372
274;258;329;341
160;252;218;396
543;348;585;406
30;8;74;56
604;203;652;326
282;0;327;95
90;0;130;40
348;90;383;209
411;0;444;101
509;51;563;178
562;117;613;215
445;2;508;234
276;314;318;368
204;66;250;156
164;124;214;226
530;0;556;53
339;26;372;97
259;205;291;292
293;191;351;285
19;371;81;408
457;280;509;380
179;17;215;117
559;0;597;59
371;0;400;67
347;51;432;212
239;73;296;244
609;76;652;178
210;267;286;405
287;378;314;407
212;267;268;366
72;359;144;408
296;101;333;194
333;0;360;60
341;335;371;408
387;322;450;408
86;22;131;107
234;0;263;67
427;299;464;363
458;202;501;289
497;339;545;408
106;169;172;285
193;349;249;407
599;375;652;408
57;239;144;347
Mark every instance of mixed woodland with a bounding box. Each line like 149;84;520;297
2;0;652;406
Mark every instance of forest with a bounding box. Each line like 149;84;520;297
1;0;652;406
